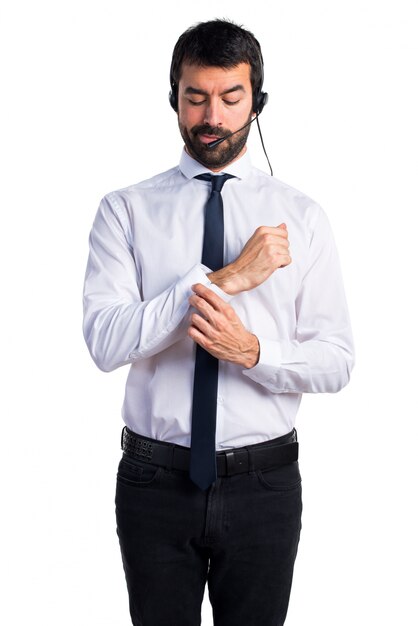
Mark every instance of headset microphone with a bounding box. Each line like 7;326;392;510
206;107;273;176
206;113;260;149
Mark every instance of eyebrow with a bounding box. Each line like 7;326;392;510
184;85;246;97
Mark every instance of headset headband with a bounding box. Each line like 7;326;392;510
169;50;268;115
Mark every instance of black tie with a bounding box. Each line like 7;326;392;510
190;173;234;490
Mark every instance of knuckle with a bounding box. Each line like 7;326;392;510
225;310;234;322
257;226;271;240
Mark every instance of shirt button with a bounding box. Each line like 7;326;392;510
218;396;224;405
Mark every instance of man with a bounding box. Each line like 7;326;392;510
83;19;354;626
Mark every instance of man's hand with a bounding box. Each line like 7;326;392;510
208;223;291;295
188;284;260;369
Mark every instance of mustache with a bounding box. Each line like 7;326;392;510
191;125;229;138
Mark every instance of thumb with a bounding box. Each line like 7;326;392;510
278;222;287;230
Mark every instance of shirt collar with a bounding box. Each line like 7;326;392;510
179;148;252;181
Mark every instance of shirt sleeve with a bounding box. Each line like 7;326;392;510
243;208;355;393
83;195;211;372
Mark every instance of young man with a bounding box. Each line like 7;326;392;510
83;19;354;626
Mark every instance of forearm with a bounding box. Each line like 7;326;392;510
208;223;291;295
83;264;209;372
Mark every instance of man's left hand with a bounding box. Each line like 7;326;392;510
188;283;260;369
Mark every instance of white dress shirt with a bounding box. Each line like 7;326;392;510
83;149;354;449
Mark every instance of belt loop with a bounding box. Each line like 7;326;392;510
121;426;126;450
166;444;175;471
245;446;255;473
225;451;236;476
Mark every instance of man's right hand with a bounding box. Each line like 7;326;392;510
208;223;291;295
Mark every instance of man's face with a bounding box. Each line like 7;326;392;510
177;63;254;171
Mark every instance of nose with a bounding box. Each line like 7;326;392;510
203;98;222;128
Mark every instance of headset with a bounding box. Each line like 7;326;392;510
168;48;273;175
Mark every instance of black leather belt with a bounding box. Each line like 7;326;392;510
121;427;298;477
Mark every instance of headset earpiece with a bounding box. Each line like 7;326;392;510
253;90;268;114
169;85;178;112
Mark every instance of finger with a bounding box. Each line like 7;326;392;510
190;311;213;334
191;283;227;312
189;294;219;325
188;324;215;354
278;225;288;240
188;324;205;346
256;225;287;237
278;254;292;268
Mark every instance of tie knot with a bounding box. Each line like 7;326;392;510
195;173;235;193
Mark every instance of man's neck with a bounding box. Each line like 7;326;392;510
184;145;247;172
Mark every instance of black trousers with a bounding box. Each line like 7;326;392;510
115;433;302;626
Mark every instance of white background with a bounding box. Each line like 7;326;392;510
1;0;417;624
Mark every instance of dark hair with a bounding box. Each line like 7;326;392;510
169;19;264;97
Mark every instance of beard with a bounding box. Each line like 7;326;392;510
178;115;252;169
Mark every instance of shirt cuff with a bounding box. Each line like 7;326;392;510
198;265;234;303
242;337;283;381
